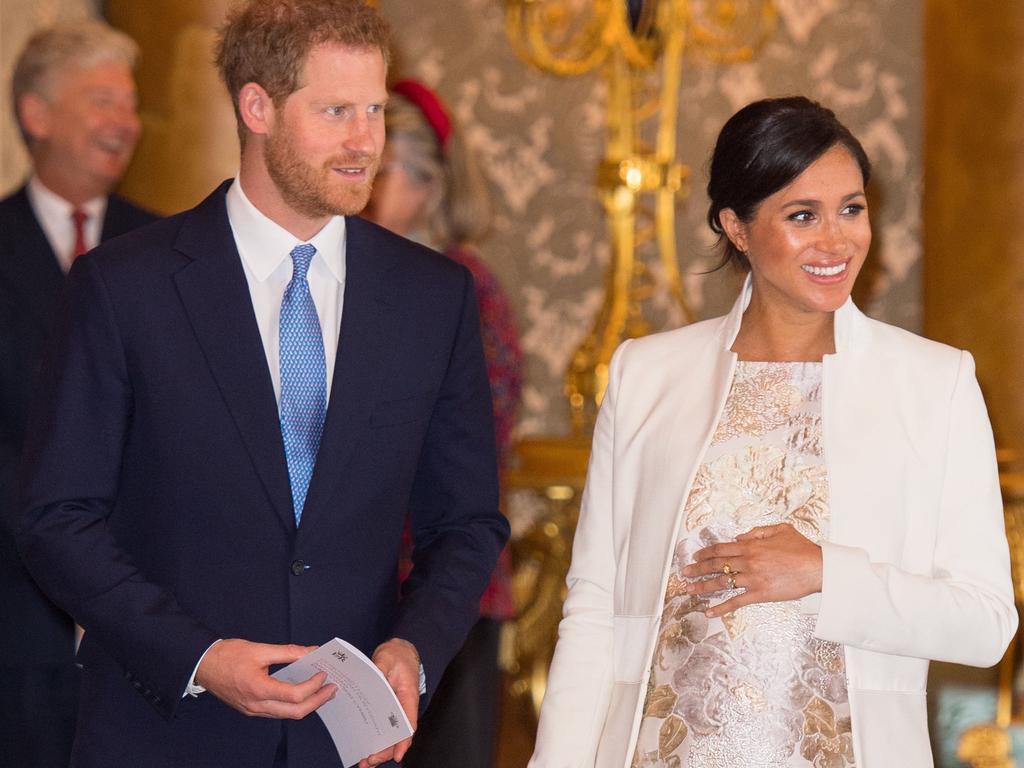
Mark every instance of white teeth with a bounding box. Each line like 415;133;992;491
802;262;847;277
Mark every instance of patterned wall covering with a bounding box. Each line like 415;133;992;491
378;0;923;439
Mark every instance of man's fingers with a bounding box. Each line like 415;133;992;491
251;682;337;720
359;746;396;768
250;670;329;704
392;736;414;763
256;642;316;666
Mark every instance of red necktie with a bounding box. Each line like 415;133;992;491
71;209;89;260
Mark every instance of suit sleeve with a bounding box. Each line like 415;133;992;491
390;265;510;702
529;341;629;767
16;256;219;719
815;350;1017;666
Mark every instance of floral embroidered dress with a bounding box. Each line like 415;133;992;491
632;362;854;768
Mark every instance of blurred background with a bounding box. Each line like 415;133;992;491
1;1;1021;765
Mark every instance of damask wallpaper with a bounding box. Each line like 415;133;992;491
377;0;923;438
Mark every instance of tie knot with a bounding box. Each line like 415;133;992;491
289;243;317;278
71;209;88;227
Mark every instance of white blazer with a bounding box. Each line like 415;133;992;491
529;281;1017;767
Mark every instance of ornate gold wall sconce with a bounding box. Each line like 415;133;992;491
505;0;775;433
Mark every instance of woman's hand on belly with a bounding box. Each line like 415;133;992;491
682;523;823;618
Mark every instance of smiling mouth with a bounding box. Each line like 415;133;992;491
96;139;129;155
333;167;369;177
801;262;847;277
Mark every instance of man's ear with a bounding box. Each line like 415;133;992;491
719;208;749;254
18;92;53;142
238;82;275;137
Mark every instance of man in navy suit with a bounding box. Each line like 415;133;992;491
16;1;508;766
0;20;156;768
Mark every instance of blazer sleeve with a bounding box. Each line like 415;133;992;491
16;257;219;718
390;265;510;702
815;350;1017;667
529;341;629;767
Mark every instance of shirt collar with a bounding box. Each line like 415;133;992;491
27;175;106;221
225;177;346;284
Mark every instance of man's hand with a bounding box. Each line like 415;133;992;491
358;638;421;768
195;638;336;719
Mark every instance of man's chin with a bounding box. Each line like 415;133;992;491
328;187;373;217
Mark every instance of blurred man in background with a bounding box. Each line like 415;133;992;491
0;19;156;768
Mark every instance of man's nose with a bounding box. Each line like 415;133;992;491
344;117;377;156
112;102;142;137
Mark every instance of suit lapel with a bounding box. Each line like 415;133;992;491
171;183;295;534
298;217;402;536
4;187;64;333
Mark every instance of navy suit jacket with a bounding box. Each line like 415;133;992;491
17;182;508;767
0;185;157;667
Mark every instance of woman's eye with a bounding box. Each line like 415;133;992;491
842;203;866;216
788;210;814;223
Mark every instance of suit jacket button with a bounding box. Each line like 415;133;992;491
291;559;306;576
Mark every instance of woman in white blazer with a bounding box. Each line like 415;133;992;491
529;97;1017;767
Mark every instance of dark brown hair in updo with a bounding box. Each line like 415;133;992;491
706;96;871;271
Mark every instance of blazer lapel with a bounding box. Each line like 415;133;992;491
621;289;747;614
171;183;295;533
298;217;402;535
5;187;64;333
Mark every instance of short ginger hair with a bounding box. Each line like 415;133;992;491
215;0;390;142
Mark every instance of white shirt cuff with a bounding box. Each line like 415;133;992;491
183;639;223;698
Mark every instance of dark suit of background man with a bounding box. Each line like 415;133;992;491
16;1;509;766
0;20;156;768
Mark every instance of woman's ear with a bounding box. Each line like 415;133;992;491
719;208;748;254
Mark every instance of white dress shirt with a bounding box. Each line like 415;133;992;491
26;176;105;272
225;178;346;405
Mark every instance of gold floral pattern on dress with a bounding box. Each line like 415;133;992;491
633;362;852;767
801;697;855;767
683;445;829;540
711;363;803;444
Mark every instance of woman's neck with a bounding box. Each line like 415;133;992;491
730;294;836;362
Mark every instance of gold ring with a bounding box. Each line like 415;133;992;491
727;574;737;590
722;564;734;576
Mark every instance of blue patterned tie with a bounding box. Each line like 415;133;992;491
279;244;326;526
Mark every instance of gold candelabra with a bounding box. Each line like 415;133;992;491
506;0;775;433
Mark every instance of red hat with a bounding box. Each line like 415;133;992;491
391;78;452;152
